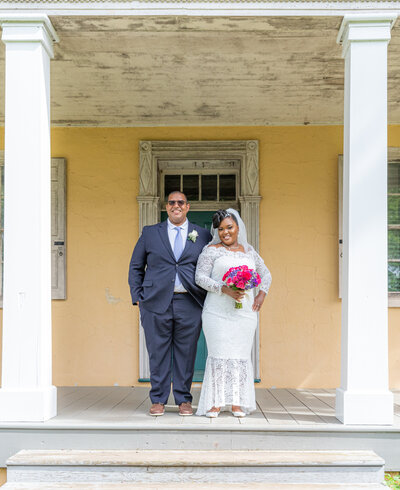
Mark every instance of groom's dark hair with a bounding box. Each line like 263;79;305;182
167;191;188;202
212;209;238;229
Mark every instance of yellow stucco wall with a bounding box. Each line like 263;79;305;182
0;468;6;486
0;125;400;388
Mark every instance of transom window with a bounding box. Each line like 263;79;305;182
164;173;237;202
389;160;400;293
159;159;240;208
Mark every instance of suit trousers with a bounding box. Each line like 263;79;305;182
139;293;203;405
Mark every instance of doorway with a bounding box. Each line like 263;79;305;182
138;140;261;382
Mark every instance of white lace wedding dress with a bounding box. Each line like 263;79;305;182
195;245;272;415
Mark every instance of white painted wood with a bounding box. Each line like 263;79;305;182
0;0;400;18
0;15;58;422
336;14;396;425
51;158;66;300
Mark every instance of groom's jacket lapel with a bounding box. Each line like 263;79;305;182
157;221;175;261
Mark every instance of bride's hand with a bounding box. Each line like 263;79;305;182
221;285;245;301
252;291;266;312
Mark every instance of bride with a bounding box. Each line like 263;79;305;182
195;209;272;418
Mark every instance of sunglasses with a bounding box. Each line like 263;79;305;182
168;200;187;206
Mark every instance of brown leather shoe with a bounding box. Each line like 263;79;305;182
149;403;165;416
179;401;193;416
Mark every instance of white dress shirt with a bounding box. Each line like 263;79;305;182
167;219;188;293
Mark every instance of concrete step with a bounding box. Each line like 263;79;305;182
4;449;385;485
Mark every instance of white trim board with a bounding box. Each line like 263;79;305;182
0;3;400;17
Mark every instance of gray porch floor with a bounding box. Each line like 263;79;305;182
1;387;400;470
2;386;398;431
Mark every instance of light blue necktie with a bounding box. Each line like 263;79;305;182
173;227;183;287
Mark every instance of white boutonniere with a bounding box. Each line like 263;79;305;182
187;230;199;243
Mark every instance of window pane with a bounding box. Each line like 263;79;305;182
388;163;400;194
388;196;400;225
219;174;236;201
389;229;400;260
202;175;217;200
183;174;199;201
389;262;400;292
165;175;181;200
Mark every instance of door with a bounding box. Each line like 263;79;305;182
161;210;214;381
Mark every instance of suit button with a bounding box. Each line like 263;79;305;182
171;279;174;282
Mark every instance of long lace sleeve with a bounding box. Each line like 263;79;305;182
195;247;223;294
251;249;272;294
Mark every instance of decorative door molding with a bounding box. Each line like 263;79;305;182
138;140;261;381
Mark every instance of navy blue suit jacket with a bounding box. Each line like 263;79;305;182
128;220;212;314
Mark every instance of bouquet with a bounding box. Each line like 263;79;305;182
222;265;261;309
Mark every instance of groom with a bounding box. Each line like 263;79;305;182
129;192;212;416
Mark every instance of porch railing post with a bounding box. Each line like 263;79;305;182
0;14;59;421
336;14;397;425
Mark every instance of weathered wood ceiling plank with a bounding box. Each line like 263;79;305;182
0;15;398;126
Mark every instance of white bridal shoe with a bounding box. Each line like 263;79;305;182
206;408;220;418
231;408;246;418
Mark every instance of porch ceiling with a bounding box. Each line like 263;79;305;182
0;15;400;127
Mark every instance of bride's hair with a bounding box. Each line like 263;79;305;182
212;209;239;229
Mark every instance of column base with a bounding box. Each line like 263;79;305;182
336;387;393;425
0;386;57;422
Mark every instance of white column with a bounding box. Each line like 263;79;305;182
336;14;397;425
0;15;59;421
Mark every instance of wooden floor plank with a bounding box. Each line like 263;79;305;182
236;393;269;425
71;387;134;419
302;389;336;409
107;388;149;417
57;387;97;411
393;391;400;404
57;386;80;400
44;387;400;430
270;389;324;425
57;387;116;418
288;389;340;425
256;389;297;425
